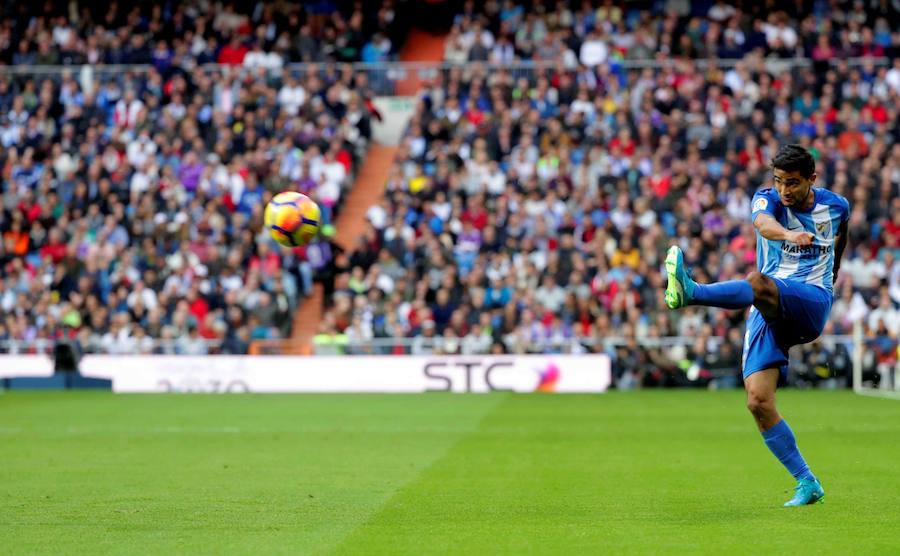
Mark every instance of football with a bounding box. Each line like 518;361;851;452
264;191;322;247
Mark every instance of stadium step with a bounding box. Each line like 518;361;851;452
396;28;449;95
286;26;446;353
289;145;399;352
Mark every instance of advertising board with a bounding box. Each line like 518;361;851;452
0;355;611;394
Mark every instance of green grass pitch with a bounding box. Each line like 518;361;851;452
2;390;899;555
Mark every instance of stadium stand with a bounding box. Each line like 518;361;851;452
0;2;405;353
2;0;900;388
313;1;900;387
0;1;407;66
443;0;900;63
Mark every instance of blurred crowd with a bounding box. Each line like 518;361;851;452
0;1;406;68
2;1;900;387
444;0;900;64
0;60;379;354
316;2;900;387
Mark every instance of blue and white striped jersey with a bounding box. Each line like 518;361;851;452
751;187;850;292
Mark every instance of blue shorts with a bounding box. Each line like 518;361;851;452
742;277;833;382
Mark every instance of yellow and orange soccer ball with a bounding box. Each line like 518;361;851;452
264;192;322;247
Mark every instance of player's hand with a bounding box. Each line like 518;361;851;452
787;231;815;246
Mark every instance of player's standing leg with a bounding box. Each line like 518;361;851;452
745;368;824;506
664;245;824;506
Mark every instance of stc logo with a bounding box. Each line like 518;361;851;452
423;360;562;392
536;363;560;392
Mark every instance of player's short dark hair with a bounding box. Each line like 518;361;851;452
771;144;815;179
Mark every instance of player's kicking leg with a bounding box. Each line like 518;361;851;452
664;245;754;310
664;245;824;506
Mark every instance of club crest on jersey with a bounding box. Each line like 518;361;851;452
816;221;829;237
753;198;768;212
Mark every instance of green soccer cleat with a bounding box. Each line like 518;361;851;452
784;478;825;507
664;245;696;309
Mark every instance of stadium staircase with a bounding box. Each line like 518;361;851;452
396;29;449;95
283;27;450;354
288;145;398;352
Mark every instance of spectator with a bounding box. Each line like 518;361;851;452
579;29;609;67
242;42;283;72
867;291;900;336
361;33;392;64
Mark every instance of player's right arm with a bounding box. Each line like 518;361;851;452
750;189;814;246
753;214;814;246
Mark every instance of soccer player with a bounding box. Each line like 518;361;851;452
664;144;849;506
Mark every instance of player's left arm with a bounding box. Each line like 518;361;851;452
833;219;848;284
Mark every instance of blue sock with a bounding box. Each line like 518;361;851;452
762;419;816;482
691;280;754;309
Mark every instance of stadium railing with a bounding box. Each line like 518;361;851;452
303;334;858;355
0;338;226;356
1;334;861;356
0;56;889;97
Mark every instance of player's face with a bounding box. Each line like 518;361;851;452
772;168;815;207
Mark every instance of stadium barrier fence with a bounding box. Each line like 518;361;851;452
0;334;860;355
0;338;226;355
0;56;889;98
